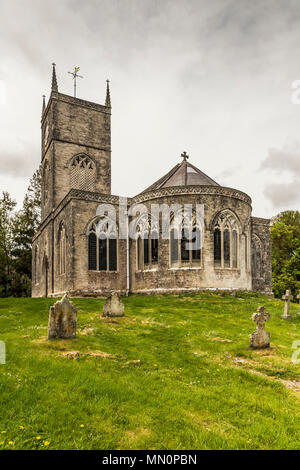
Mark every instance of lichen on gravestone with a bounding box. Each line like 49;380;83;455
102;292;125;317
250;306;270;349
47;293;77;339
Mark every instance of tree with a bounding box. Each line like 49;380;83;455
11;167;42;296
0;192;17;296
271;210;300;299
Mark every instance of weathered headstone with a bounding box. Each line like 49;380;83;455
297;291;300;316
48;293;77;339
102;292;125;317
282;289;293;320
250;306;270;349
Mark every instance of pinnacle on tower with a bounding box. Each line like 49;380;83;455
42;95;46;115
105;79;111;107
51;62;58;92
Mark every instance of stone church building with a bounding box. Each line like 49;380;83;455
32;65;272;298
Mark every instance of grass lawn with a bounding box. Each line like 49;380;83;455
0;292;300;450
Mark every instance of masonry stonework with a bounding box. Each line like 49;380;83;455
32;65;272;298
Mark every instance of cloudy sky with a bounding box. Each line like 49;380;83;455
0;0;300;217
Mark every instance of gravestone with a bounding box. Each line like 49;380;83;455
297;291;300;316
282;290;293;320
48;293;77;339
250;306;270;349
102;292;125;317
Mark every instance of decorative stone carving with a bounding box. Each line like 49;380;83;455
251;217;271;226
250;306;270;349
282;290;293;320
102;292;125;317
48;293;77;339
57;93;109;113
133;185;252;205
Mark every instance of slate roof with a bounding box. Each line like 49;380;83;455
141;159;219;194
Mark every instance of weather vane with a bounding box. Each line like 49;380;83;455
68;66;83;98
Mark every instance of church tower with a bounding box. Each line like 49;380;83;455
41;63;111;220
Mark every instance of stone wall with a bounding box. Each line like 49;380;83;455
33;190;127;297
33;85;273;299
40;91;111;221
32;198;74;298
251;217;272;295
129;186;253;294
68;197;127;297
32;186;272;298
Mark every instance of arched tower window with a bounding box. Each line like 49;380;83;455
213;211;239;269
170;212;202;268
88;217;117;272
70;154;96;192
251;235;263;278
136;215;159;271
58;222;66;275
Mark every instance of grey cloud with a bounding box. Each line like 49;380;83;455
263;180;299;208
2;0;300;215
0;151;38;178
261;142;300;208
215;166;241;180
261;144;300;177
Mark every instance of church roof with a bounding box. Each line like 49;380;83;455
141;155;220;193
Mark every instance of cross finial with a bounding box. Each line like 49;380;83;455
181;151;189;161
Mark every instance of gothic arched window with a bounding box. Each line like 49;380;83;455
213;211;239;269
58;222;66;275
42;159;49;206
136;215;159;271
70;154;96;192
33;245;38;285
170;213;202;268
251;236;262;278
88;218;117;272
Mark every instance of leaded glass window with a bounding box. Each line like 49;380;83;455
88;218;117;272
58;222;66;275
213;211;239;269
170;213;202;268
214;228;221;267
136;215;159;271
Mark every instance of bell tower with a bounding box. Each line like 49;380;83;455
41;63;111;221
